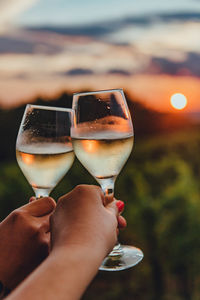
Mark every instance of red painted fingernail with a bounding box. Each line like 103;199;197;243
29;196;36;203
116;201;124;213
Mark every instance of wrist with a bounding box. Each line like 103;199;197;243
44;244;103;298
51;242;105;271
52;237;110;263
52;227;115;260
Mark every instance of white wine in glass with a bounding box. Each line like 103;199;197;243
71;89;143;271
16;105;74;198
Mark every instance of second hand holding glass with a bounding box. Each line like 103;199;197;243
71;89;143;271
16;105;74;198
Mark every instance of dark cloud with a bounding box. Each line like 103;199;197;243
27;25;113;38
59;53;200;78
156;11;200;22
107;69;131;76
0;37;34;54
0;36;62;54
147;52;200;77
124;11;200;25
27;12;200;38
61;68;131;77
61;68;94;76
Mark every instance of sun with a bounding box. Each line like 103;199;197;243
170;93;187;110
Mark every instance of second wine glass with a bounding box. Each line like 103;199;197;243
16;104;74;198
71;89;143;271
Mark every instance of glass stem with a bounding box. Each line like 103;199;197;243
98;176;116;198
99;177;124;258
32;187;51;199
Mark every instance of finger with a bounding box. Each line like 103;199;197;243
43;232;50;246
40;231;51;254
106;199;118;216
29;196;37;203
116;200;125;214
44;232;51;253
39;214;52;233
104;193;114;205
118;215;127;229
58;184;102;206
23;197;56;217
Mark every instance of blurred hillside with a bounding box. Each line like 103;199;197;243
0;91;196;162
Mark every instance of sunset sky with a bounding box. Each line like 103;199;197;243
0;0;200;112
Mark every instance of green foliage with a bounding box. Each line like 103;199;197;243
0;161;32;219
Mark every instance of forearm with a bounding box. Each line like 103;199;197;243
6;245;104;300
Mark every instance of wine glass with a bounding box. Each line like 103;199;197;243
16;104;74;198
71;88;143;271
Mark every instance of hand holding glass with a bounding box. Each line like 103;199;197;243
71;89;143;271
16;105;74;198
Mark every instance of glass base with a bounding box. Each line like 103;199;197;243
99;245;143;271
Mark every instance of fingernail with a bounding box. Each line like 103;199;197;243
116;201;124;213
29;196;36;203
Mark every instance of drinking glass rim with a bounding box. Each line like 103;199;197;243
73;88;124;97
26;104;74;113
